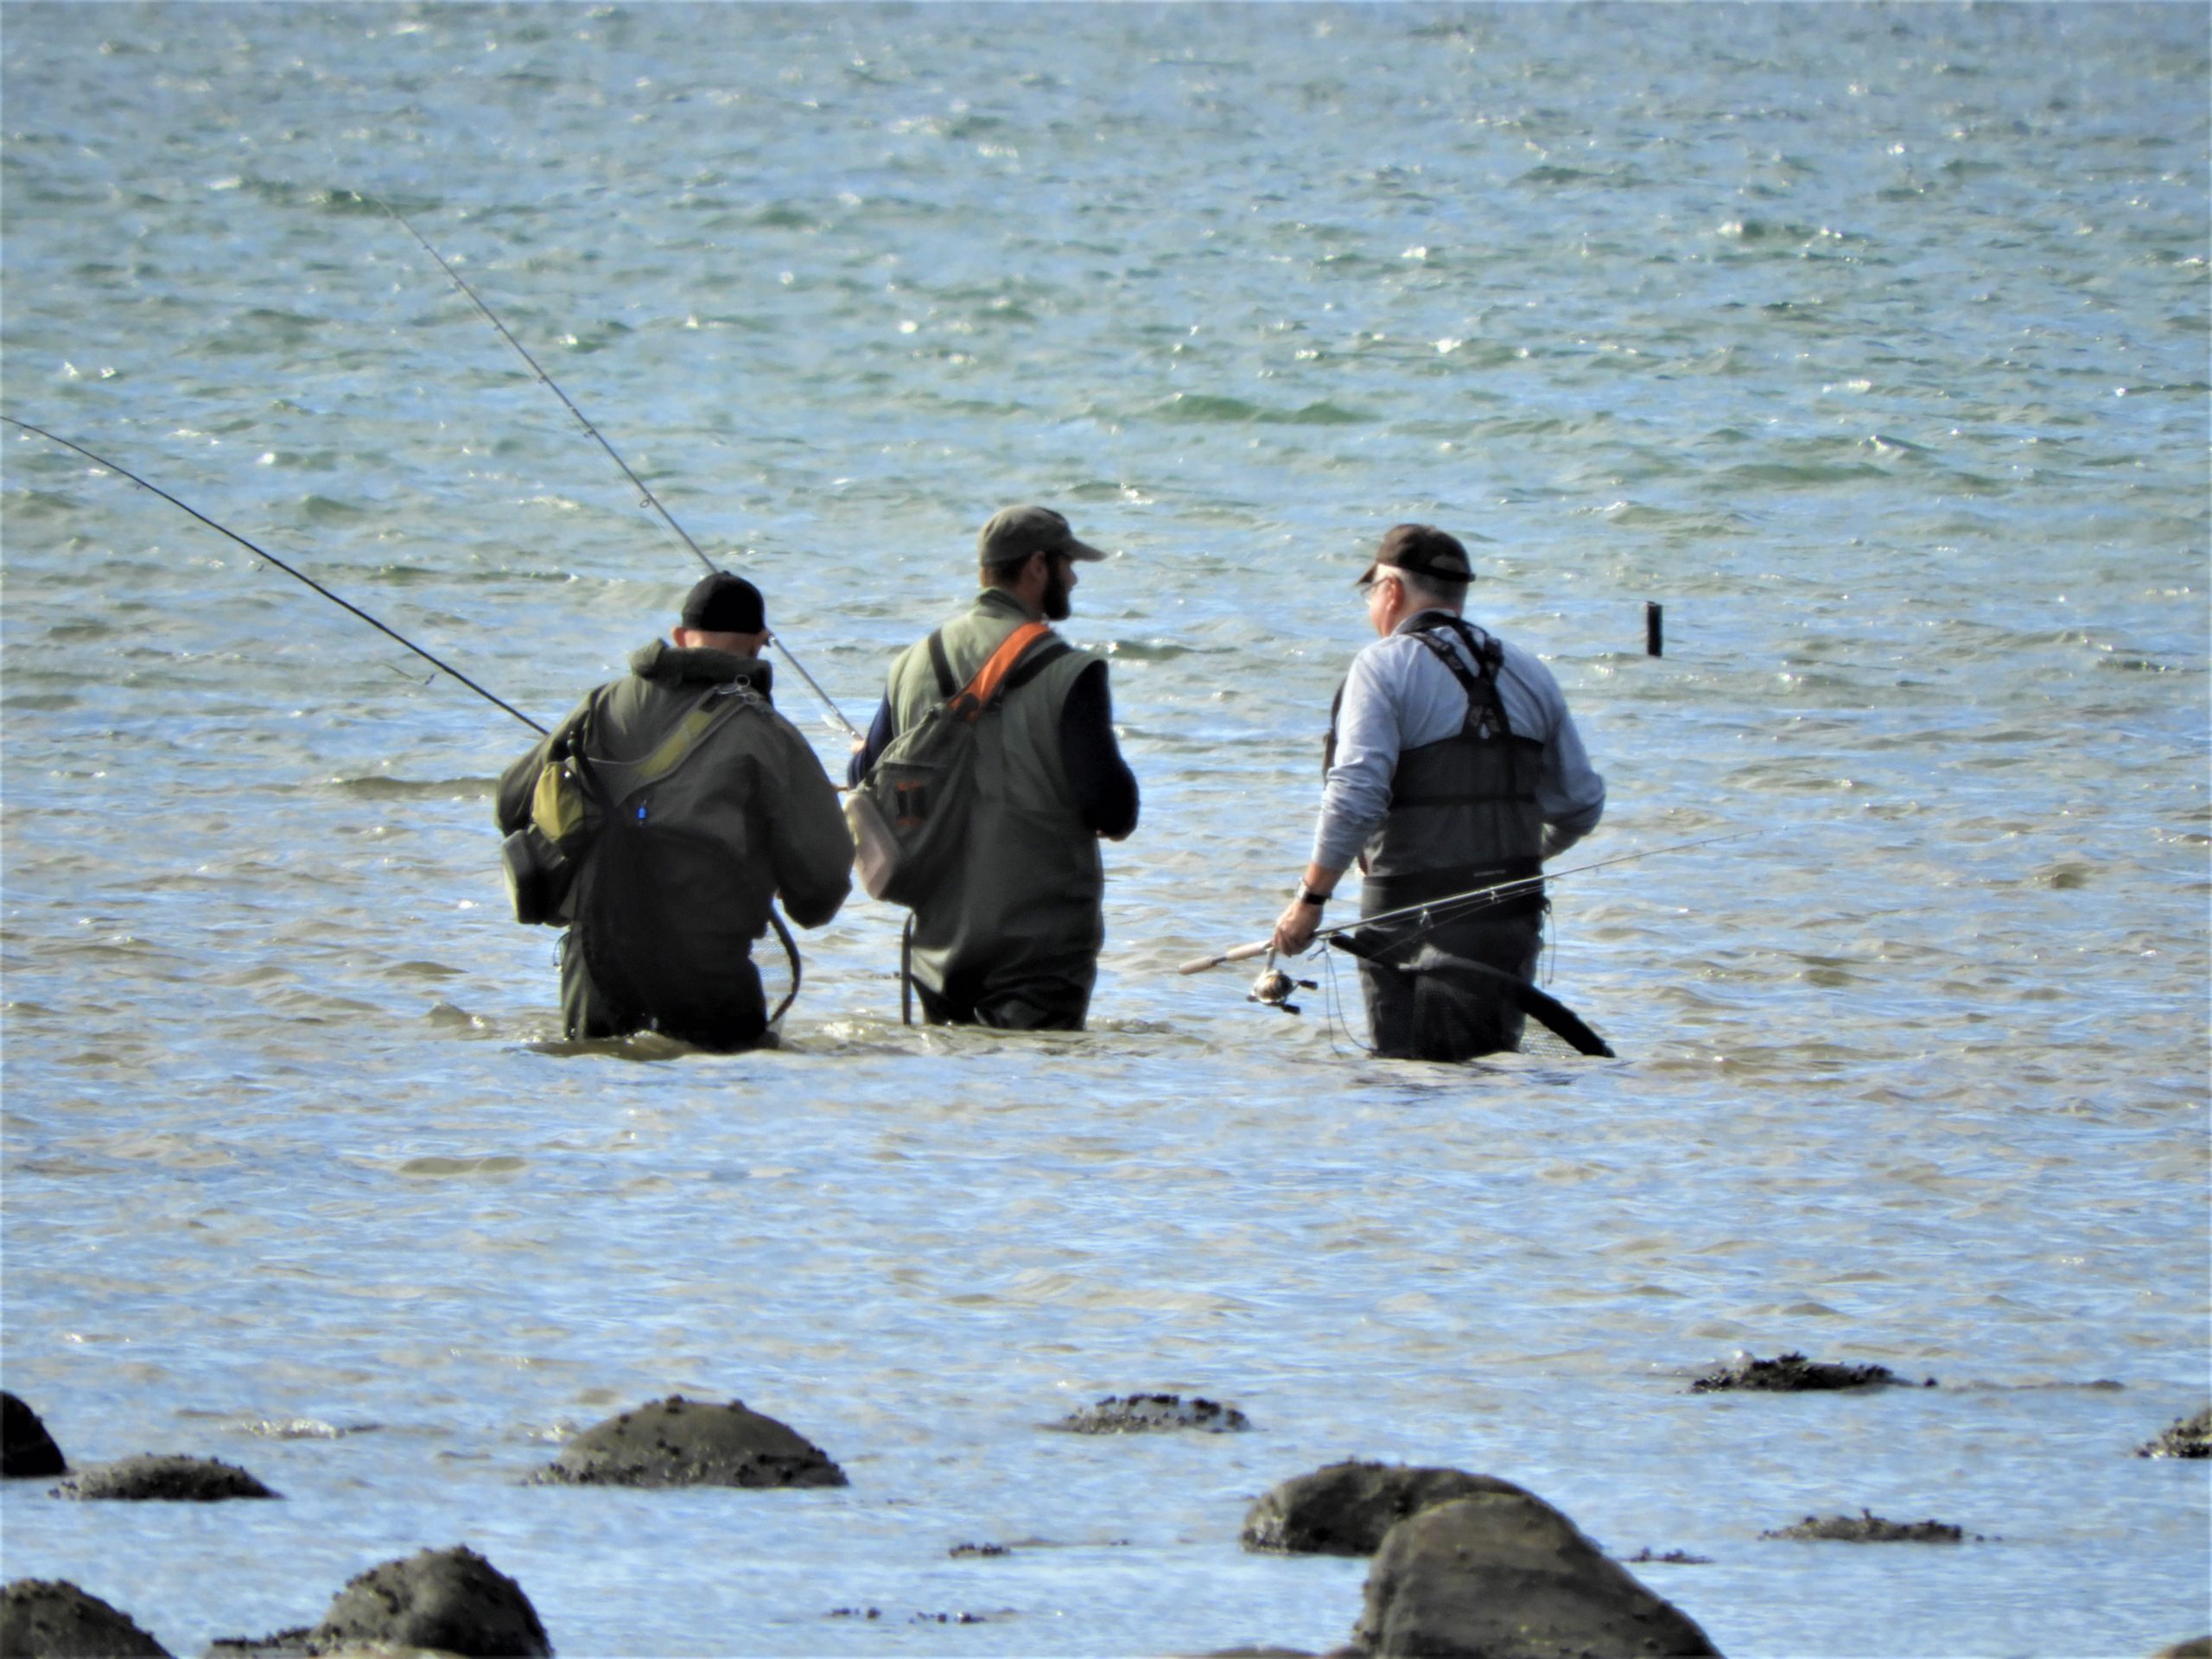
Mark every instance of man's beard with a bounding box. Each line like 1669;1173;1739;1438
1041;564;1071;620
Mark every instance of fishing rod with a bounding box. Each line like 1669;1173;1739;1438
6;416;826;1027
1175;832;1755;976
371;194;861;741
1;416;548;735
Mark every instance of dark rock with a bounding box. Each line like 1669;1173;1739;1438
2;1580;171;1658
1053;1393;1250;1433
1761;1510;1977;1543
1243;1461;1532;1556
2151;1639;2210;1659
2136;1408;2211;1459
1350;1491;1721;1659
312;1545;550;1658
53;1454;277;1502
531;1395;846;1489
1624;1548;1714;1565
1689;1351;1935;1392
948;1541;1009;1558
2;1394;66;1478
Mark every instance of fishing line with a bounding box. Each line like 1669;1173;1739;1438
371;194;860;740
8;414;821;1028
1176;832;1752;977
3;416;548;734
1315;945;1371;1060
1332;874;1560;975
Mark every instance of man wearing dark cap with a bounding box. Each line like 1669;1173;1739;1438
848;505;1139;1029
496;571;852;1049
1271;524;1605;1059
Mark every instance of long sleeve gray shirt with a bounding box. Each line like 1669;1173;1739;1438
1313;610;1605;874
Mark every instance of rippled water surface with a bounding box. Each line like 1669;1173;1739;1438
3;5;2206;1656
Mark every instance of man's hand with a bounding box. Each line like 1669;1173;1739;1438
1271;864;1339;956
1272;894;1322;957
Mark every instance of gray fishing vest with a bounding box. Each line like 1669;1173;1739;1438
885;590;1103;985
1336;616;1546;905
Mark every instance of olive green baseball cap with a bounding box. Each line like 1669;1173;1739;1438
977;504;1109;567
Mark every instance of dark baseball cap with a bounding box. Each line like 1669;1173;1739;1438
680;571;766;633
1357;523;1474;587
977;504;1108;568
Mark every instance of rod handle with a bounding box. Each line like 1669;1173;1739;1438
1177;939;1272;976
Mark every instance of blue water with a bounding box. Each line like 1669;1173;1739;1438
2;5;2206;1656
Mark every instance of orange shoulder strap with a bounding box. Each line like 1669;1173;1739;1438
955;620;1053;714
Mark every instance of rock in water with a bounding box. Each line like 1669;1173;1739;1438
2;1394;66;1478
2;1580;171;1658
53;1455;277;1502
1689;1351;1932;1392
1760;1510;1974;1543
2136;1408;2211;1459
1351;1491;1722;1659
1243;1462;1532;1555
533;1395;847;1489
310;1546;550;1658
1053;1393;1251;1433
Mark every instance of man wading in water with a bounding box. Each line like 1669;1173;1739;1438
497;573;852;1049
1272;524;1605;1060
849;505;1139;1029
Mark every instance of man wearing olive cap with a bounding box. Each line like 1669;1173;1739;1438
1272;524;1605;1059
849;505;1139;1029
497;571;852;1049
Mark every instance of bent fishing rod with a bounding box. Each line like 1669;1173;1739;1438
1176;832;1756;976
371;194;861;741
2;416;547;735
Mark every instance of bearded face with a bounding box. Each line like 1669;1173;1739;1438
1040;554;1073;620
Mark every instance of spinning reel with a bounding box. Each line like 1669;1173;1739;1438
1247;950;1316;1016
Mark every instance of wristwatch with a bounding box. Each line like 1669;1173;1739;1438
1296;887;1330;907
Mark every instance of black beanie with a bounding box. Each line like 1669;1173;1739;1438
680;571;766;634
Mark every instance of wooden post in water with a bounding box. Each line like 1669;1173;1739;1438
1645;601;1663;657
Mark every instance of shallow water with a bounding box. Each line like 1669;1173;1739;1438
2;4;2207;1656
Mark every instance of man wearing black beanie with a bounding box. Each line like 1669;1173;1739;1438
495;571;852;1048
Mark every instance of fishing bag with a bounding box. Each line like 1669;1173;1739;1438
501;680;738;927
500;718;604;926
539;677;805;1044
847;620;1071;908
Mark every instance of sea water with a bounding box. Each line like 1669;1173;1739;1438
1;5;2205;1656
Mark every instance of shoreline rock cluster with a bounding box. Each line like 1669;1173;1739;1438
2136;1408;2211;1460
5;1367;2206;1659
1688;1350;1936;1393
1052;1392;1254;1433
1758;1509;1982;1544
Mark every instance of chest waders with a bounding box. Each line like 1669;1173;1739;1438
563;680;803;1048
887;599;1102;1030
1332;617;1548;1058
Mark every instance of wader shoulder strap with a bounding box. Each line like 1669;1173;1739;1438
1323;677;1346;779
925;630;956;700
1409;619;1513;741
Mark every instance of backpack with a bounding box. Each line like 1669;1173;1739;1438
846;620;1071;907
502;679;737;927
